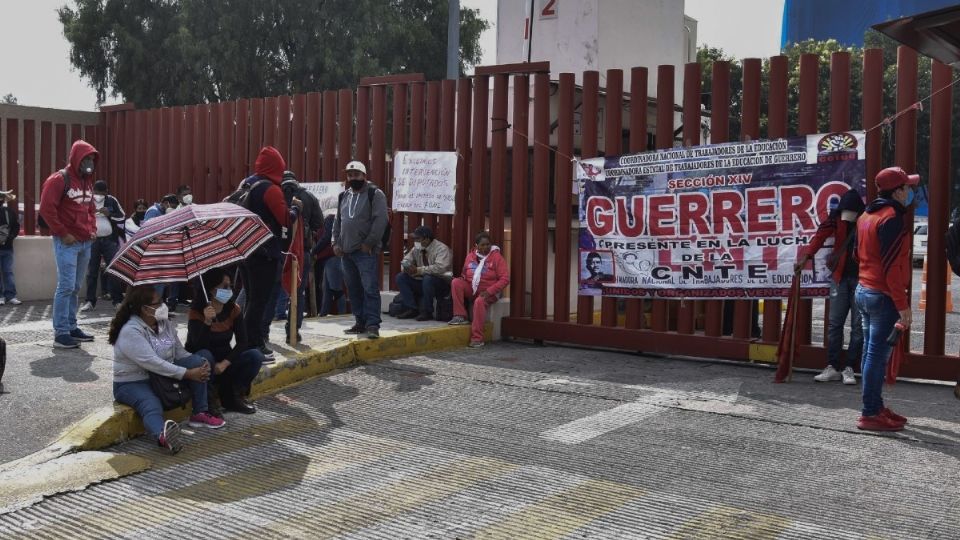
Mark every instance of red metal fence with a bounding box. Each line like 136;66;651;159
3;51;957;382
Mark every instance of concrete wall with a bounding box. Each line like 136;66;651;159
7;236;57;302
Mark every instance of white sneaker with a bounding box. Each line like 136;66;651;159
814;365;842;382
841;367;857;385
0;298;4;305
7;298;21;305
79;301;94;312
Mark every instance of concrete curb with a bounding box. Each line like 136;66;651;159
0;323;487;474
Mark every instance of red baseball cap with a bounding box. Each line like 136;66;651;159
875;166;919;191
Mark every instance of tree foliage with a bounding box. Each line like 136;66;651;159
1;94;16;105
60;0;489;108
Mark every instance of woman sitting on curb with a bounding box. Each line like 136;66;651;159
448;231;510;348
109;285;224;454
185;268;263;415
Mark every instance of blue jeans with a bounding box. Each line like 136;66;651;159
0;249;15;300
112;350;214;438
53;237;92;337
342;251;381;328
320;257;346;316
396;272;450;314
260;259;285;341
86;236;121;306
855;286;900;417
827;276;863;370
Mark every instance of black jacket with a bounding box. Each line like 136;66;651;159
281;181;324;248
0;204;19;250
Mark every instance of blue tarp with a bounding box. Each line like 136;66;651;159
782;0;960;47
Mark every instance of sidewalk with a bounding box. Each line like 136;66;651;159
0;300;479;467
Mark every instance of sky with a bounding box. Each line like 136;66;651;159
0;0;784;111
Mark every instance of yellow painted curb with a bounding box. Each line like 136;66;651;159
748;343;778;364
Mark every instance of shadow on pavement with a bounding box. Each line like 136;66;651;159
30;349;99;383
362;361;436;393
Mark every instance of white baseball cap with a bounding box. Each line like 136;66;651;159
345;160;367;174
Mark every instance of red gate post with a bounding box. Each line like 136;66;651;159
306;93;321;180
470;75;490;238
601;69;624;327
531;73;551;321
678;62;701;335
735;58;762;340
862;50;883;203
576;71;600;325
22;120;35;235
705;62;730;337
438;80;457;246
291;94;307;177
277;96;291;159
796;53;819;345
389;83;408;289
149;109;162;200
894;46;919;351
159;107;172;193
263;97;278;149
625;67;648;330
925;60;953;356
424;81;442;235
824;51;852;346
651;65;675;332
409;81;426;231
490;73;509;245
764;55;789;343
338;89;354;176
219;102;234;199
235;100;249;183
356;87;370;168
250;99;264;163
207;104;220;203
39;122;52;234
453;79;473;274
553;72;575;323
5;120;18;233
321;91;337;180
510;75;529;318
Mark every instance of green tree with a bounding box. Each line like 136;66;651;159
59;0;489;108
1;93;16;104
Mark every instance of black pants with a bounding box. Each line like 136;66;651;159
240;255;280;349
86;236;121;306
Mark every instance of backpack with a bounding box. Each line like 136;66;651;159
224;177;273;209
338;184;391;249
37;169;71;230
946;218;960;277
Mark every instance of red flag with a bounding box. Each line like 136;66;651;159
282;219;304;296
774;271;802;383
886;332;906;385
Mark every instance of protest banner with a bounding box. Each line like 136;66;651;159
577;131;866;299
392;151;457;214
300;182;344;212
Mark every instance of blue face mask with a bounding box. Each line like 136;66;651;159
904;188;915;206
214;288;233;304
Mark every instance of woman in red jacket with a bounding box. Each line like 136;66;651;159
449;231;510;348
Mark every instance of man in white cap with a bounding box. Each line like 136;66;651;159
332;160;388;339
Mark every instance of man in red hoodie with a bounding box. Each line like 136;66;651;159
39;140;98;349
237;147;302;360
854;166;916;432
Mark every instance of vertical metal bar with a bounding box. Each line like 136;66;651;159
510;75;529;318
170;107;183;191
219;102;234;200
371;86;387;190
926;60;952;356
797;53;820;345
150;109;162;200
195;105;208;203
531;72;551;321
825;51;852;347
453;78;473;274
677;62;700;335
291;94;307;177
338;89;353;175
321;91;337;181
439;80;457;245
207;104;220;203
765;55;789;343
490;74;509;253
22;120;35;235
39;121;52;234
390;84;408;289
355;87;370;172
183;106;196;188
625;67;648;330
576;71;600;325
5;120;19;234
895;46;919;351
470;75;490;238
276;96;291;164
250;99;264;164
409;81;426;230
735;58;761;341
55;123;67;169
862;49;883;202
158;108;171;196
71;124;82;144
600;68;624;327
263;97;277;148
424;81;442;234
651;65;675;333
306;93;321;180
553;72;575;323
235;100;249;182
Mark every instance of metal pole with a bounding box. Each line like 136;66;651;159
447;0;460;79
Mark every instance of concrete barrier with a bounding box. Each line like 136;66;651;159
9;236;57;302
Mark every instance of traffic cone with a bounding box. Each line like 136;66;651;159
918;255;954;312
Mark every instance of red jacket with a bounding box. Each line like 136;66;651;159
857;198;911;311
459;247;510;297
39;140;98;240
802;214;856;283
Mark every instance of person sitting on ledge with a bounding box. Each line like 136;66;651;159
109;285;223;455
394;226;453;321
448;231;510;348
185;268;264;415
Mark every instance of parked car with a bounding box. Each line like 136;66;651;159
913;223;928;267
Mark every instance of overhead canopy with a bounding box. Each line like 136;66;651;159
873;4;960;65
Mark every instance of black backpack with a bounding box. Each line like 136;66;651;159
224;177;273;209
37;169;73;230
338;184;391;249
946;218;960;277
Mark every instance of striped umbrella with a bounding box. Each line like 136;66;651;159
106;203;273;294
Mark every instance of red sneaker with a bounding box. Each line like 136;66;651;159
189;412;226;429
857;414;904;432
881;407;907;426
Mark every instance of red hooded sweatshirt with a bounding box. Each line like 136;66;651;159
253;146;293;228
857;198;911;311
459;247;510;297
39;140;98;241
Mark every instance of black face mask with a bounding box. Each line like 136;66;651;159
349;179;366;191
80;157;95;177
134;211;146;220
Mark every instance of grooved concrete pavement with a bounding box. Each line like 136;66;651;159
1;342;957;539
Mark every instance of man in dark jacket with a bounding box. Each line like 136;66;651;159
797;189;865;385
81;180;125;311
239;147;302;360
0;190;20;305
275;170;323;340
854;166;916;432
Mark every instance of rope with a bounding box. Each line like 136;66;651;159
865;75;960;133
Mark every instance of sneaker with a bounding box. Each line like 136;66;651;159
469;341;485;348
415;312;434;322
813;365;841;382
189;412;226;429
396;309;419;319
881;407;907;426
259;345;276;361
158;420;183;454
344;323;365;334
70;328;95;342
79;301;94;312
0;298;4;305
841;367;857;385
366;326;380;339
53;334;80;349
448;316;470;326
7;298;20;305
857;414;904;432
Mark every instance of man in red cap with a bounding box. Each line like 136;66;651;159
854;166;918;431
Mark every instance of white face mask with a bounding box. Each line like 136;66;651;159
414;241;423;250
93;194;105;204
181;194;193;205
149;304;169;321
840;210;858;222
165;207;175;214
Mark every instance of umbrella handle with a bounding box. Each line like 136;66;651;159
183;226;209;304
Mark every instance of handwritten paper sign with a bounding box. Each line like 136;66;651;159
300;182;344;212
392;151;457;214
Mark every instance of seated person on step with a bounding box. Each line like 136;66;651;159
185;268;264;416
448;231;510;348
109;285;223;455
395;225;453;321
